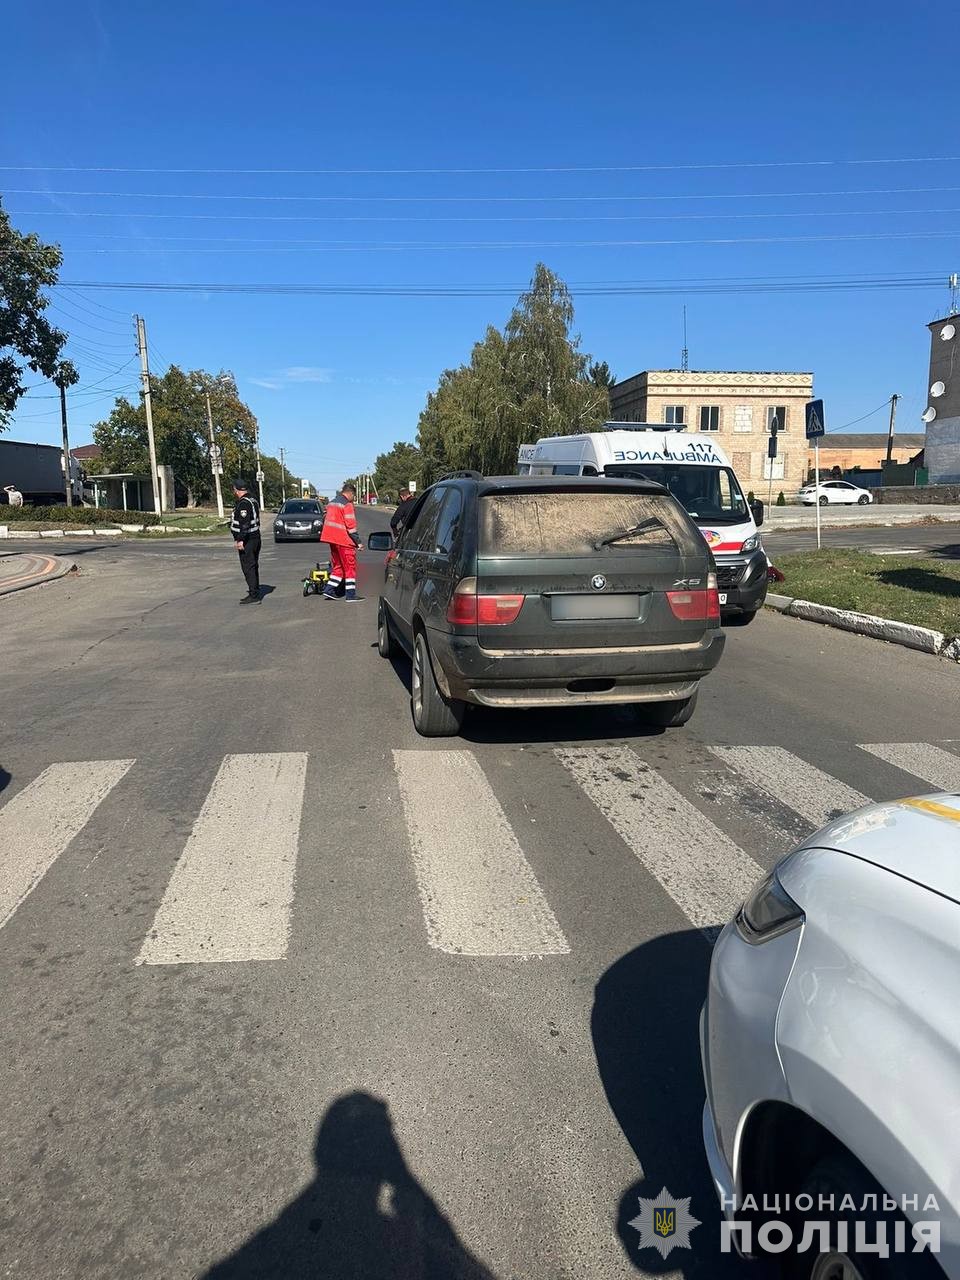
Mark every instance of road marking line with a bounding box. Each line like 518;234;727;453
900;797;960;824
709;745;870;827
393;749;569;957
556;746;763;932
860;742;960;793
0;760;135;931
137;753;307;965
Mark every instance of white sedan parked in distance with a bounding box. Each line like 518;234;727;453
798;480;874;506
701;794;959;1279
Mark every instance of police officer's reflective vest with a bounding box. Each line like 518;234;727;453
230;495;260;540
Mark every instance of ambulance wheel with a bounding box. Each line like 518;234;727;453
640;690;698;728
412;631;464;737
377;601;398;658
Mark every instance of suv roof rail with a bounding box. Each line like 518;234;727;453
438;469;484;481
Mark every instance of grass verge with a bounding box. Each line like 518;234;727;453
776;549;960;636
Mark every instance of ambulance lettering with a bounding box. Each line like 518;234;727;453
612;443;722;464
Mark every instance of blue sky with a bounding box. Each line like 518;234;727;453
2;0;957;492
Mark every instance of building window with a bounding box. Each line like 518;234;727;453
663;405;686;426
699;405;720;432
762;456;785;481
734;406;753;433
766;405;788;433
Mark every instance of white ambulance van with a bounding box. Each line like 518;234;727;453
518;424;767;623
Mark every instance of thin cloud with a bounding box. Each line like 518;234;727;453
283;366;334;383
248;367;334;390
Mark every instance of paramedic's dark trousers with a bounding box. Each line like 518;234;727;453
239;532;261;597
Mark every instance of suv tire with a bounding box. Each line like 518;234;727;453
783;1154;932;1280
377;600;398;658
412;630;465;737
725;610;757;627
640;690;698;728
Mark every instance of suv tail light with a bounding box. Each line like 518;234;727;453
666;572;721;622
446;577;524;627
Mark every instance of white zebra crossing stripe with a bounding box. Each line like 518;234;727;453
393;750;569;957
709;745;870;828
0;760;134;931
556;746;764;931
860;742;960;793
137;753;307;965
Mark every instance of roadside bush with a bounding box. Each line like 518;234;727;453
776;491;786;506
0;505;162;526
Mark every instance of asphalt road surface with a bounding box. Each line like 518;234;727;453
2;508;959;1280
763;519;960;557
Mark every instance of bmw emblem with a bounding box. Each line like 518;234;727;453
591;574;607;591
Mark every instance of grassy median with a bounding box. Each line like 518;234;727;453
776;549;960;635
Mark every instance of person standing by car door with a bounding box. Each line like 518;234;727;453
230;478;261;604
390;488;415;538
321;483;363;600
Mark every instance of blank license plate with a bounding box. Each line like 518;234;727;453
551;594;641;620
718;593;728;605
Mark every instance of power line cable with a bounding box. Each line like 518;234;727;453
20;207;960;238
3;154;959;175
5;230;960;254
51;271;949;298
6;184;960;204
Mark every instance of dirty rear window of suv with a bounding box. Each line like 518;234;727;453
479;491;701;557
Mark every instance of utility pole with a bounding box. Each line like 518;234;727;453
55;374;75;507
54;368;77;501
134;315;162;515
884;393;901;466
203;391;225;518
279;447;287;502
254;423;265;509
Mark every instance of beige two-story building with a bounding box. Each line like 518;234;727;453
609;369;814;494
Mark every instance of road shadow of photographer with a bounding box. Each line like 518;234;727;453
592;930;769;1278
203;1091;497;1280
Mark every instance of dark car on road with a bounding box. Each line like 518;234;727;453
368;473;726;737
273;498;325;543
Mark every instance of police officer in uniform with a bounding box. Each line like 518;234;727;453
230;478;261;604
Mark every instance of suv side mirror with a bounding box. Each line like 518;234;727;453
749;499;764;528
367;531;394;552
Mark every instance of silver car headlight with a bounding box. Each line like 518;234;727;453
275;520;285;528
313;519;323;527
735;864;804;944
740;533;761;554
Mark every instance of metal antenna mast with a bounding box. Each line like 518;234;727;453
681;306;689;372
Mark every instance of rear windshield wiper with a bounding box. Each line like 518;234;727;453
594;517;666;550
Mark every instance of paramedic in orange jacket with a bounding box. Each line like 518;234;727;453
321;483;363;600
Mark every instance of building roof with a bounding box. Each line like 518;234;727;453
612;369;814;391
70;444;102;460
812;433;925;450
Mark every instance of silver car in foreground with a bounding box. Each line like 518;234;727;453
701;794;959;1279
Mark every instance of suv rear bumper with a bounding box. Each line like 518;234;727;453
428;628;725;707
714;549;768;616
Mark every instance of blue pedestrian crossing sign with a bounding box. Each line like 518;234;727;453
805;399;825;440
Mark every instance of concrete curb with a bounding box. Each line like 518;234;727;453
0;553;76;596
765;593;960;661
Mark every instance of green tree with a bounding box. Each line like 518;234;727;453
374;440;422;501
0;209;74;428
93;366;262;507
416;264;610;481
503;264;609;452
588;360;615;391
